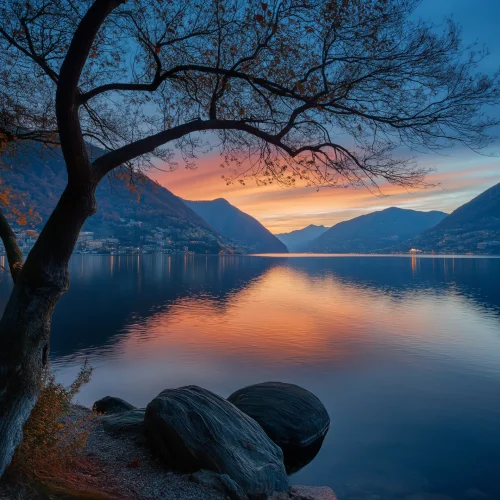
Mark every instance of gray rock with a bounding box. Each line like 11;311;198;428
191;469;248;500
144;385;289;499
93;396;136;414
228;382;330;471
291;485;337;499
100;409;145;439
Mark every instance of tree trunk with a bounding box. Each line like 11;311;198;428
0;0;126;479
0;209;23;283
0;180;97;477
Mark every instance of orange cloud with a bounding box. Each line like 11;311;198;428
149;151;500;233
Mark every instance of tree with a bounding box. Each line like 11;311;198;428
0;0;499;476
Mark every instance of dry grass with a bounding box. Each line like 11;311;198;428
6;361;125;499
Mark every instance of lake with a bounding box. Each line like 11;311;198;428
1;254;500;500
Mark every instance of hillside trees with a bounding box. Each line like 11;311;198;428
0;0;499;476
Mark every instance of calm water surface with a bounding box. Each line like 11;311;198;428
1;254;500;499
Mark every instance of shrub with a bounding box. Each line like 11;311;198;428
7;361;122;499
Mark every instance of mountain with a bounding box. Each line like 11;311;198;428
275;224;329;252
184;198;288;253
408;183;500;254
1;144;228;253
306;207;447;253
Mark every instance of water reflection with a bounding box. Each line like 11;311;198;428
1;255;500;499
47;254;286;356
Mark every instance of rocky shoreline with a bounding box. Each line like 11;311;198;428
1;383;336;500
85;402;335;500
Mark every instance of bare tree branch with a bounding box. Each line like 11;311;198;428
55;0;127;182
2;0;500;191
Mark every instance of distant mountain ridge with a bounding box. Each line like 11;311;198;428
407;183;500;253
306;207;447;253
4;142;498;256
184;198;287;253
276;224;329;252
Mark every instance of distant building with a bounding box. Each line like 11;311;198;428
87;240;103;250
78;231;94;242
478;241;500;250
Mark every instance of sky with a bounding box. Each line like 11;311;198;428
150;0;500;234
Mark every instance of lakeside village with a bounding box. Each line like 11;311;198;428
7;221;231;256
408;228;500;255
72;230;208;255
2;222;500;256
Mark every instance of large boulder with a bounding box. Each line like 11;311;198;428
100;409;145;439
228;382;330;472
93;396;136;414
144;385;289;499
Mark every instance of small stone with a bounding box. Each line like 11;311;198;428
93;396;136;414
100;409;145;438
290;485;338;499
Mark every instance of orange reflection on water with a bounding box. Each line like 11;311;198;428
116;262;444;365
411;255;417;276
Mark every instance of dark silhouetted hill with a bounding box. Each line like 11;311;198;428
184;198;287;253
276;225;329;252
1;144;227;253
307;207;447;253
408;183;500;253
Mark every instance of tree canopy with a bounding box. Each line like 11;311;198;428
1;0;498;193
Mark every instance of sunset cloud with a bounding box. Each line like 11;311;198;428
149;151;500;233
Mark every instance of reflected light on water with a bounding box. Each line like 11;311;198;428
107;259;500;379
